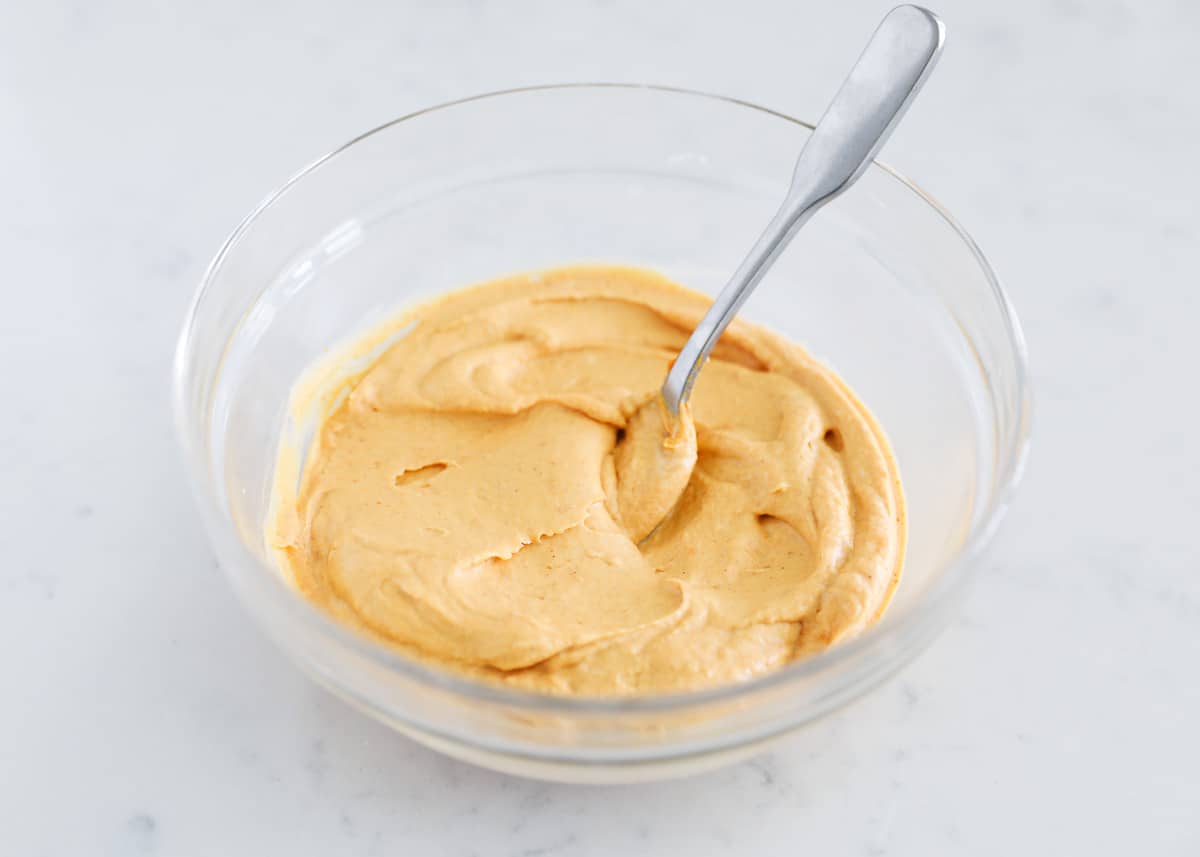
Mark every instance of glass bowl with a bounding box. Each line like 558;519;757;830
174;84;1030;783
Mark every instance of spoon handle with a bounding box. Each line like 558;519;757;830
661;5;945;416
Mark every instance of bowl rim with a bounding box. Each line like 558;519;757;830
174;82;1032;716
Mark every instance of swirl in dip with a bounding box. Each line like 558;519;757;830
271;265;904;695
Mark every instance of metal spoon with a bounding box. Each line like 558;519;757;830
661;4;945;418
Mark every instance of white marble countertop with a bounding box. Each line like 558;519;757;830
3;0;1198;853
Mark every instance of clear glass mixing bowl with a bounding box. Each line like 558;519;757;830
174;84;1030;782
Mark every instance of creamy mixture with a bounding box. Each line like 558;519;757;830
271;266;904;695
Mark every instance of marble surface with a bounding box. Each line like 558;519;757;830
2;0;1198;853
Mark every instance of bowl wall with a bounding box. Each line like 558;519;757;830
175;85;1029;779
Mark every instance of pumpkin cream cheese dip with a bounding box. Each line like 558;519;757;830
271;265;905;695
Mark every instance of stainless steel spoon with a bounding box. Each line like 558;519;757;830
661;4;945;418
